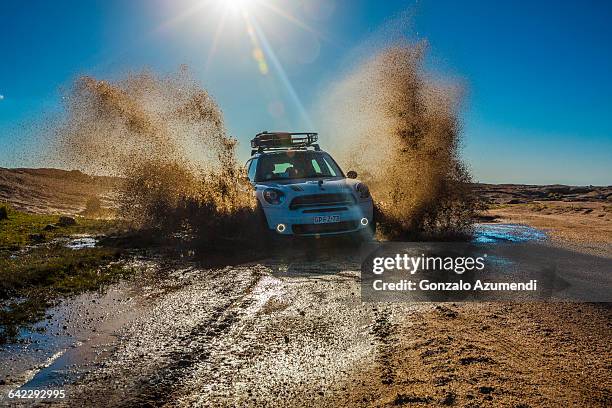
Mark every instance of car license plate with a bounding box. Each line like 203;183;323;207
313;215;339;224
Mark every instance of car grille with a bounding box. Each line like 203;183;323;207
292;221;358;235
289;193;356;210
302;207;348;213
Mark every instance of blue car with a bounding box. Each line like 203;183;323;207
245;131;375;239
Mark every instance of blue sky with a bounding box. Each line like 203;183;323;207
0;0;610;185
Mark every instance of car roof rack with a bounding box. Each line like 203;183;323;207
251;131;320;155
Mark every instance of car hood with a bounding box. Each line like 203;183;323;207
255;177;359;194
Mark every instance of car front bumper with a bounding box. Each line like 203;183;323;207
261;201;374;236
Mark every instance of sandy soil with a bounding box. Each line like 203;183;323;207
334;302;611;407
475;183;611;251
486;201;612;257
0;168;117;215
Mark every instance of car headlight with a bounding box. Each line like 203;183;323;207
355;183;370;199
263;188;285;205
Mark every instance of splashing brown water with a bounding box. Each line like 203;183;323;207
319;43;479;239
55;69;256;241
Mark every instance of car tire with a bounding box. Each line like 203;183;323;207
369;208;378;237
256;204;273;246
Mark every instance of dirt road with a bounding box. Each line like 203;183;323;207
3;239;609;407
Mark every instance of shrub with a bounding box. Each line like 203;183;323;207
84;196;102;214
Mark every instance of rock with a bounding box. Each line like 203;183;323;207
43;224;59;231
479;386;495;394
177;359;191;368
58;216;77;227
394;394;432;405
29;233;45;242
435;305;458;319
440;392;456;405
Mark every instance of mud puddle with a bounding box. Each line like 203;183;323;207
473;223;547;243
0;260;164;396
60;236;99;250
469;223;610;301
6;236;101;261
0;285;137;394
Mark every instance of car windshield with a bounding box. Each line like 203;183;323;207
255;151;344;182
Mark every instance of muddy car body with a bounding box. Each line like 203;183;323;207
246;132;374;238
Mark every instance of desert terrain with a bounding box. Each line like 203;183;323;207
0;168;118;215
475;183;612;256
0;170;610;407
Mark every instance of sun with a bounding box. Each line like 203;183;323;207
156;0;321;127
223;0;254;14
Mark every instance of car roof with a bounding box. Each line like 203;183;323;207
251;149;329;158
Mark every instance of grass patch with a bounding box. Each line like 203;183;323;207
0;246;129;343
530;202;547;212
0;202;121;250
0;204;131;343
0;246;124;298
486;203;510;209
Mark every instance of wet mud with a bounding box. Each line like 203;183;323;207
1;228;609;407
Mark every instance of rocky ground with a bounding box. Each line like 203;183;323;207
0;170;610;407
474;183;611;205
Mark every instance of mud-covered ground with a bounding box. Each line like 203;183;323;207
0;174;611;407
2;238;610;407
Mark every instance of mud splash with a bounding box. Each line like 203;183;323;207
54;69;256;242
319;43;480;239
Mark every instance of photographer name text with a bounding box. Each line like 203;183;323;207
372;279;538;292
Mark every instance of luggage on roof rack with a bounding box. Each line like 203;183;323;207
251;131;319;154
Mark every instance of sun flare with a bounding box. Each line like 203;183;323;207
221;0;253;14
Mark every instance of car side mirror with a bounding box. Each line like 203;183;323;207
347;170;358;179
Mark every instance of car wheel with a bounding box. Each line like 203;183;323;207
369;210;377;236
256;204;273;245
